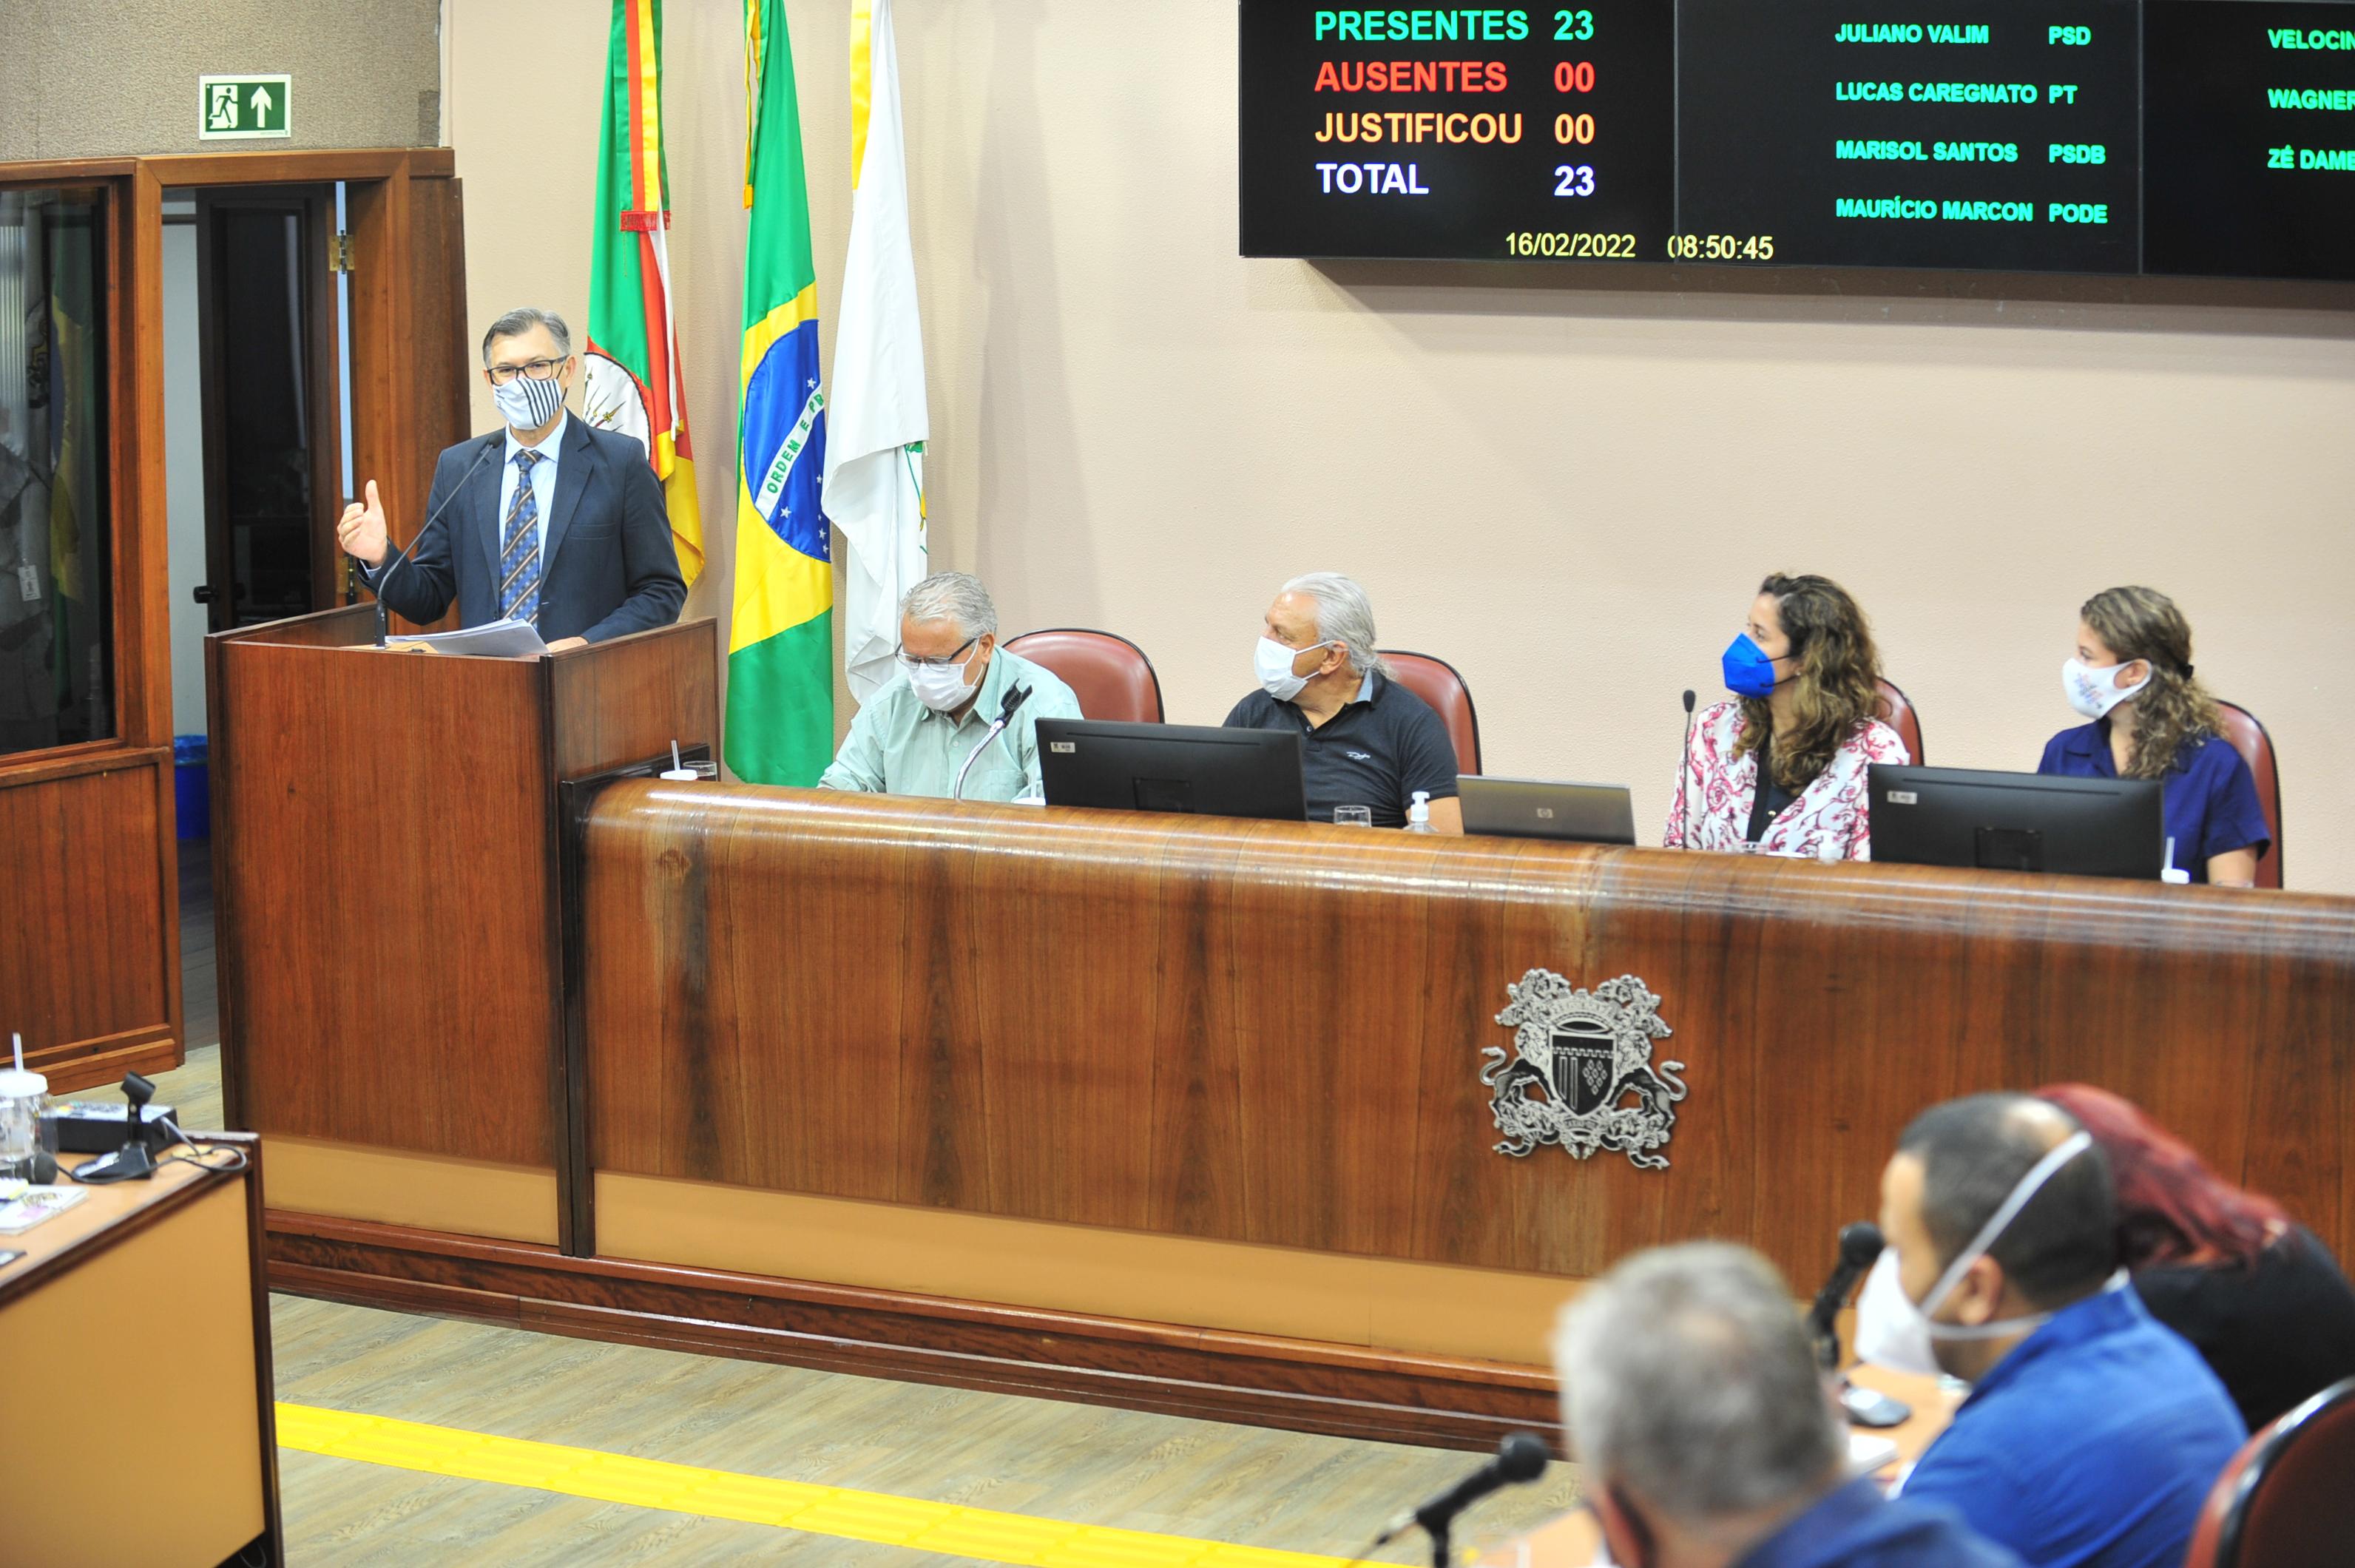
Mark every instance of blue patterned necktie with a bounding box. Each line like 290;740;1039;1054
498;448;544;624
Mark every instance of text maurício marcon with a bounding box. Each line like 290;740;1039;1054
1831;196;2113;223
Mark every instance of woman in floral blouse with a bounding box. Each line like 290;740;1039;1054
1663;573;1910;860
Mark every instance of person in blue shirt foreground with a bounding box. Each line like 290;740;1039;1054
2037;585;2269;885
1554;1241;2020;1568
1865;1094;2246;1568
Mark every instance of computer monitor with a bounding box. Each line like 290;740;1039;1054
1868;764;2166;879
1037;719;1306;821
1459;776;1636;845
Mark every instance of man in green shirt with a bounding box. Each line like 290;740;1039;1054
818;572;1082;802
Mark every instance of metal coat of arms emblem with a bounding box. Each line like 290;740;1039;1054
1483;970;1690;1169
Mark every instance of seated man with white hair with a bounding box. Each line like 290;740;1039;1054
1555;1242;2020;1568
1222;572;1463;831
819;571;1081;802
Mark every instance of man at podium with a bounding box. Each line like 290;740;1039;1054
334;307;686;649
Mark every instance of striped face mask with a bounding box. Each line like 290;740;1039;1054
494;371;567;432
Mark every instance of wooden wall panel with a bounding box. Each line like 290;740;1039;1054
581;788;2355;1295
405;172;473;480
0;754;175;1081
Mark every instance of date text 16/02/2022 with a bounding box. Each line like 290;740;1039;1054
1502;232;1775;260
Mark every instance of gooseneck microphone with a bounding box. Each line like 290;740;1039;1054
1674;688;1698;847
1808;1220;1885;1371
951;683;1034;802
1370;1431;1550;1567
364;442;500;646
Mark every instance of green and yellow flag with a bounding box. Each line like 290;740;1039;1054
726;0;832;784
584;0;702;584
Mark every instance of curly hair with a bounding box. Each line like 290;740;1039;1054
2081;587;2221;781
1734;574;1886;791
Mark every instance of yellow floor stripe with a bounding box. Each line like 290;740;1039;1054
274;1402;1362;1567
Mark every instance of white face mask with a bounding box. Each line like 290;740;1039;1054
1256;636;1331;703
2062;657;2150;720
906;645;981;713
494;371;567;432
1854;1130;2095;1380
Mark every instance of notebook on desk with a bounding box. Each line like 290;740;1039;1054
1459;775;1637;845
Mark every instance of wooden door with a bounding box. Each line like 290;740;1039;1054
0;169;183;1092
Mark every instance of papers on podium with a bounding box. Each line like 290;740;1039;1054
382;618;550;658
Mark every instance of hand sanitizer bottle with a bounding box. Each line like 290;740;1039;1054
1405;791;1435;834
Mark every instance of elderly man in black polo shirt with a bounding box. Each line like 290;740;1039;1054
1222;572;1464;832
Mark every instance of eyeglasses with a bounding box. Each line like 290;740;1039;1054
487;357;567;385
895;635;979;672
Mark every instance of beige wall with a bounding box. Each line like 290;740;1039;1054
447;0;2355;893
0;0;440;160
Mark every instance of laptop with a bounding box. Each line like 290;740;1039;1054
1458;775;1637;845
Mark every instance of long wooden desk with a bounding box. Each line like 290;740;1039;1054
254;785;2355;1450
0;1136;280;1567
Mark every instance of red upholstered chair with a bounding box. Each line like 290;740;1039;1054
2214;700;2284;889
1380;650;1482;776
2183;1376;2355;1568
1875;677;1925;765
1002;629;1164;724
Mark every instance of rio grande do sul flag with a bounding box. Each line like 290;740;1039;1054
725;0;833;785
584;0;703;584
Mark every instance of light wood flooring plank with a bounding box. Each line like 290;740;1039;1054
269;1295;1580;1565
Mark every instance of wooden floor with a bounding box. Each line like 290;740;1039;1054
270;1297;1578;1564
116;844;1586;1564
180;836;220;1057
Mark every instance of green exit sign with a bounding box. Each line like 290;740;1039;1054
198;75;291;141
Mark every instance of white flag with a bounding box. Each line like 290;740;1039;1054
822;0;929;703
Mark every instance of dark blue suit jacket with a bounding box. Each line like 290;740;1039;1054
370;419;686;643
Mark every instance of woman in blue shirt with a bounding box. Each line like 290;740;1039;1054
2036;587;2269;886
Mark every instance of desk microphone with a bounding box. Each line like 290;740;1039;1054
364;442;500;646
951;683;1033;802
1371;1431;1550;1566
1808;1220;1913;1428
74;1072;161;1183
1674;689;1697;847
1808;1221;1884;1370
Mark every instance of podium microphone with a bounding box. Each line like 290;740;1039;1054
951;683;1033;802
1368;1431;1550;1567
1673;689;1697;846
363;442;500;646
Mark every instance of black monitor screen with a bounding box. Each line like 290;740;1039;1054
1238;0;2355;280
1038;720;1309;821
1868;763;2166;879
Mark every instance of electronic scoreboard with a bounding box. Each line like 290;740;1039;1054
1237;1;2355;277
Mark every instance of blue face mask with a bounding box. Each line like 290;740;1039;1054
1721;633;1785;699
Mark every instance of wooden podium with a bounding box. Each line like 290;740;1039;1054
205;606;717;1251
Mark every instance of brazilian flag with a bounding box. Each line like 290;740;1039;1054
727;0;831;784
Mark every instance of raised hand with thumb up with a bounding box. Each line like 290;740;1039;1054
335;479;390;567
